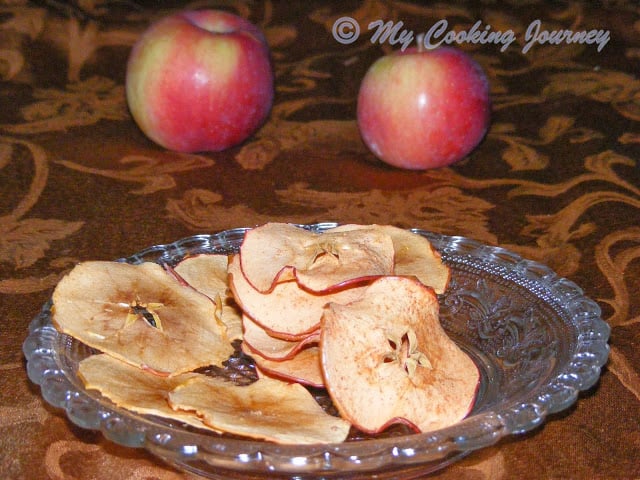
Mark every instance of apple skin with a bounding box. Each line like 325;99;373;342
125;10;274;153
357;46;490;170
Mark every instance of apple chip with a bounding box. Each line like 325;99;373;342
329;224;450;294
172;253;243;342
173;253;229;294
241;314;318;360
168;375;350;444
320;276;479;434
52;261;234;375
229;254;364;339
252;346;324;388
78;353;216;431
239;222;394;293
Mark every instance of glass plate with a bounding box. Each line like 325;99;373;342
23;223;610;479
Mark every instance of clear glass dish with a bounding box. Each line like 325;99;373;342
23;223;610;479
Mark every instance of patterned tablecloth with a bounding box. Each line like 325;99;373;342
2;1;639;479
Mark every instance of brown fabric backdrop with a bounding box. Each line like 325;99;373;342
2;1;640;479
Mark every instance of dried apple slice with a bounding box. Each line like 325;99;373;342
239;222;394;293
171;253;243;342
229;254;364;339
168;375;350;444
173;253;229;295
241;314;319;360
52;261;234;375
321;276;479;434
251;346;324;388
78;354;217;431
329;224;450;294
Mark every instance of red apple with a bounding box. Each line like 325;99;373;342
125;10;274;153
357;46;490;170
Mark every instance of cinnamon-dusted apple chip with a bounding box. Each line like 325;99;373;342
52;261;233;375
320;276;479;434
252;346;324;388
328;224;450;294
78;354;216;431
172;253;243;342
168;375;350;444
229;254;364;339
241;314;319;360
238;222;394;293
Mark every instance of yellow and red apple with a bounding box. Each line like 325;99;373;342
125;10;274;153
357;46;491;170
